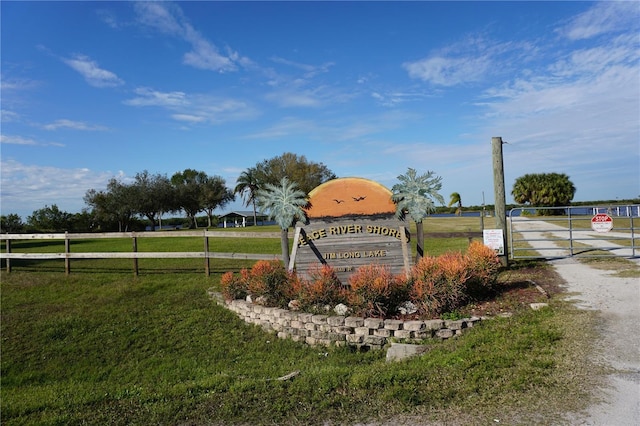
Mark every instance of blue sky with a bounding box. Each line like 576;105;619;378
2;1;639;219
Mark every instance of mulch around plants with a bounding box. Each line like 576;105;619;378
386;262;566;321
464;262;565;318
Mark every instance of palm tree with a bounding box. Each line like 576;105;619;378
234;168;261;226
448;192;462;216
512;172;576;215
255;177;308;266
392;168;445;261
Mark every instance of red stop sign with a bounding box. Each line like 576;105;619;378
591;213;613;233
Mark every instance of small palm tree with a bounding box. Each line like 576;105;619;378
392;168;445;261
234;168;261;226
448;192;462;216
256;177;308;266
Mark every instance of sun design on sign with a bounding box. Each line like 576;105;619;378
304;177;396;218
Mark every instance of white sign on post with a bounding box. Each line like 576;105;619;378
483;229;504;255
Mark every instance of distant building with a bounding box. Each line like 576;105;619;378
218;211;269;227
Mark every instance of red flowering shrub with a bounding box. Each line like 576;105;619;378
247;260;295;308
219;241;501;319
409;251;470;318
346;264;407;318
297;264;347;309
219;271;248;301
297;264;346;310
465;241;501;299
284;272;303;303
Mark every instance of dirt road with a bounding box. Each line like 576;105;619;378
511;217;640;425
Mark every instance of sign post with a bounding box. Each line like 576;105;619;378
591;213;613;233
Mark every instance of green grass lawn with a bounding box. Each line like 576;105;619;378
1;217;600;424
1;270;597;425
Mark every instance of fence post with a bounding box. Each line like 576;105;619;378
5;239;11;273
132;234;139;276
568;208;575;256
65;232;71;275
632;215;637;258
204;232;210;277
492;136;509;267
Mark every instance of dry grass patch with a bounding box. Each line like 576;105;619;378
577;255;640;277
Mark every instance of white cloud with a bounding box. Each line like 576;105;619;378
265;89;322;108
0;159;116;217
133;2;247;73
62;54;124;88
269;56;334;79
403;34;538;88
0;75;40;91
172;114;205;123
134;1;184;36
1;135;38;145
182;38;236;72
0;135;64;147
370;89;434;107
43;119;108;131
404;55;492;87
124;87;188;107
559;1;640;41
96;9;122;30
471;16;640;201
1;110;20;123
124;87;258;125
265;82;356;108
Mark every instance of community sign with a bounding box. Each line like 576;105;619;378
289;177;411;284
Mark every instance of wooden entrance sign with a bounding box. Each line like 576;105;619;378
289;177;411;283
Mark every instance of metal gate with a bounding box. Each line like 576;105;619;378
508;205;639;260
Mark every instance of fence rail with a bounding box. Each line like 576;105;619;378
1;229;486;275
1;230;283;275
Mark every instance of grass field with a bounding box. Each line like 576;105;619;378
0;217;601;425
1;217;491;274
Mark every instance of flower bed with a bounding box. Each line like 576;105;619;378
220;241;501;320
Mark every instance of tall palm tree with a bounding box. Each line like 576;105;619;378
448;192;462;216
234;168;261;226
255;177;308;266
392;168;445;261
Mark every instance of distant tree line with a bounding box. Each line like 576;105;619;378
80;169;234;232
4;152;636;235
1;152;335;233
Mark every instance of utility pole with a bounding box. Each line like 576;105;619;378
492;137;508;266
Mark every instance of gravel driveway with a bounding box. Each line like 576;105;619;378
362;217;639;426
511;217;640;425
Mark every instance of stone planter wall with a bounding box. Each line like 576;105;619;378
221;298;484;350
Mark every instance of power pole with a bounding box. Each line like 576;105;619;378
492;137;509;266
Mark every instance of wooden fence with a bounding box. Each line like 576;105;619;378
1;231;283;276
1;230;482;276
